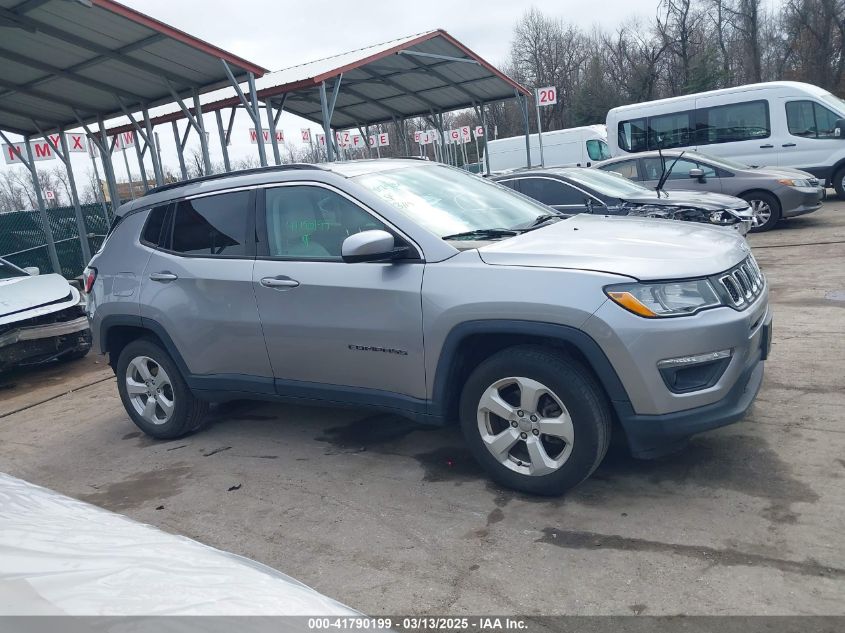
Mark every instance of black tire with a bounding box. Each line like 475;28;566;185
116;338;208;439
833;167;845;200
742;191;781;233
459;345;612;496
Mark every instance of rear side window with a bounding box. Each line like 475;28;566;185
170;191;250;257
141;205;170;247
786;100;840;138
601;159;640;180
648;111;693;149
519;178;583;205
697;100;770;144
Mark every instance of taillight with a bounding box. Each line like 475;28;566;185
83;267;97;294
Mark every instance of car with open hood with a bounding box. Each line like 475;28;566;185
596;149;823;232
86;159;771;496
0;258;91;372
492;166;754;235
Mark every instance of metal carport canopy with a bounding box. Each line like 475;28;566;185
108;29;531;133
0;0;267;136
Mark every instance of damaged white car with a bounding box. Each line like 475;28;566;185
0;257;91;372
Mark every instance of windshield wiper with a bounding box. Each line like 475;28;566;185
655;149;685;196
515;213;565;231
442;228;521;240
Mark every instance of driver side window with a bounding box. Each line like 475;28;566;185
264;186;387;260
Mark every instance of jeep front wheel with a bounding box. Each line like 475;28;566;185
459;345;611;496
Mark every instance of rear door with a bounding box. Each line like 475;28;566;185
252;182;426;401
139;189;273;384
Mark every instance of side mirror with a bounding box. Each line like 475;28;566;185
835;119;845;138
23;266;40;276
688;168;706;183
342;230;401;263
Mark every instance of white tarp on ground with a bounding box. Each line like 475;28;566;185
0;473;357;616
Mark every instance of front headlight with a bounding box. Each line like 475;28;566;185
605;279;723;318
778;177;812;187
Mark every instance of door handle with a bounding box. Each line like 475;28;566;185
260;275;300;289
782;143;797;147
759;144;774;149
149;271;178;282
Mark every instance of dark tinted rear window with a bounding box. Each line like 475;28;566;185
141;205;169;246
170;191;250;257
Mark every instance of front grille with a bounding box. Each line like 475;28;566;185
718;256;765;309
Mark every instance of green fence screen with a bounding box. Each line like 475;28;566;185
0;203;112;279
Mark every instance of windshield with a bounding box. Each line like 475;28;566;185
819;92;845;117
560;168;651;197
353;164;553;238
0;258;26;280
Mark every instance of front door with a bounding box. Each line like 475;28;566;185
780;98;844;176
639;156;723;193
252;183;426;402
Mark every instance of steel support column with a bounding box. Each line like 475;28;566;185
31;123;92;264
192;88;213;174
132;130;149;192
265;96;287;166
516;91;532;168
247;73;266;166
97;116;120;208
319;75;343;162
142;106;163;186
480;102;491;175
221;62;267;167
172;120;187;179
0;130;61;274
215;109;231;172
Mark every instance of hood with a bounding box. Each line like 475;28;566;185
0;273;79;322
477;214;750;281
622;189;749;211
744;165;818;180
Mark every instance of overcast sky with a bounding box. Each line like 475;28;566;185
0;0;781;196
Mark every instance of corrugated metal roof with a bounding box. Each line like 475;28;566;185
108;29;529;134
0;0;267;135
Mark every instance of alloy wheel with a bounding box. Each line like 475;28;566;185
476;376;574;476
748;199;772;227
125;355;174;425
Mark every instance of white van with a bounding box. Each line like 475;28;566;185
606;81;845;194
483;125;609;173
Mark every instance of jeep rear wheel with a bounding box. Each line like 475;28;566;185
459;345;611;496
116;339;208;439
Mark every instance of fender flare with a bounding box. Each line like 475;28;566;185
429;319;633;418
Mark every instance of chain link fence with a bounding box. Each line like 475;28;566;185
0;203;112;279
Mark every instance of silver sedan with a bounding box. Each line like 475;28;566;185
596;149;824;232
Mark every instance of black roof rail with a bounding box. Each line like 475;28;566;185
144;164;324;196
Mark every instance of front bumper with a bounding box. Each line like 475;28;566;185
0;315;89;348
781;186;823;218
0;315;91;371
616;341;765;458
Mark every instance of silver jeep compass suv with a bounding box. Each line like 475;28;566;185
86;159;772;495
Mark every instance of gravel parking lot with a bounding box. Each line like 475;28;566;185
1;202;843;616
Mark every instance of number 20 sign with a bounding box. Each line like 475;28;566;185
537;86;557;106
